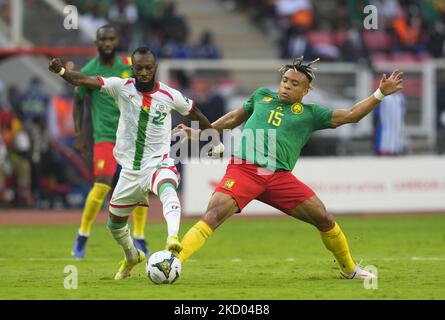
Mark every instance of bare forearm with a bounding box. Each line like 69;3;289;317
73;96;84;134
211;108;247;133
62;70;101;90
347;95;381;123
332;95;381;127
187;107;214;131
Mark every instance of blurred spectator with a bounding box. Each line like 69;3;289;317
161;1;189;43
280;25;316;60
108;0;139;51
192;31;221;59
436;71;445;154
136;0;166;34
81;3;109;43
0;82;32;207
48;84;76;147
373;91;406;156
340;25;370;64
275;0;312;30
391;6;427;55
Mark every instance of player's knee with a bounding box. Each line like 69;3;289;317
317;212;335;232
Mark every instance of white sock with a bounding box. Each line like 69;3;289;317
108;224;138;262
159;185;181;237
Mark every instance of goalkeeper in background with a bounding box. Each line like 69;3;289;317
71;25;149;259
176;57;403;280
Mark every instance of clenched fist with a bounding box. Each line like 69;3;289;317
48;58;64;74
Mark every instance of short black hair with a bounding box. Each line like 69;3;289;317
131;46;156;63
96;24;117;38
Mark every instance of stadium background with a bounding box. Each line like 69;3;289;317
0;0;444;300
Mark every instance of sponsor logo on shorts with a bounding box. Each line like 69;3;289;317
223;179;235;190
97;159;105;170
291;103;304;114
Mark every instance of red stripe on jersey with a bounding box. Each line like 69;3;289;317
97;76;104;86
125;79;134;86
120;55;130;65
142;93;152;110
189;100;196;114
158;88;174;101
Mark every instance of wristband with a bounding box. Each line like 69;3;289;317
212;142;225;154
57;67;66;76
373;88;385;101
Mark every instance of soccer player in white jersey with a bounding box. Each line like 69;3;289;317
48;47;224;280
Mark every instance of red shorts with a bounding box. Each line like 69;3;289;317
215;157;315;213
93;142;118;177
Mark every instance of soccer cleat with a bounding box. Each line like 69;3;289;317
165;235;183;255
133;237;150;257
340;261;377;280
71;234;88;259
114;249;146;280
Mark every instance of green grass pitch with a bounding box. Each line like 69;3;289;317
0;215;444;299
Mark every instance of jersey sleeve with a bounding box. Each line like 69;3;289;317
243;87;269;117
311;103;334;130
98;77;126;101
170;88;195;116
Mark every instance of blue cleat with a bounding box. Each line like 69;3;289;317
71;234;88;259
133;237;150;257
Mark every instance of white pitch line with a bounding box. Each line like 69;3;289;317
26;258;112;262
231;258;241;262
286;257;295;262
410;257;445;261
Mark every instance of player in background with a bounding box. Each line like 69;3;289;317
49;47;224;280
71;25;149;259
175;57;403;280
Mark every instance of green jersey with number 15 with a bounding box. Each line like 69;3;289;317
233;87;334;172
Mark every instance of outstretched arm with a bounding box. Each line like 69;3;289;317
176;106;248;138
210;107;249;133
332;70;404;128
49;58;102;91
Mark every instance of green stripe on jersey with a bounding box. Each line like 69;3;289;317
133;110;149;170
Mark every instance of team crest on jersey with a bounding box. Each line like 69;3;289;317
291;103;304;114
158;104;166;112
223;179;235;190
262;96;273;104
121;71;130;79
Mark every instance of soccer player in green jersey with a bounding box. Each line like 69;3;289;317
71;25;149;258
176;57;404;279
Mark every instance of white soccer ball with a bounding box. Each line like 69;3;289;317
146;250;181;284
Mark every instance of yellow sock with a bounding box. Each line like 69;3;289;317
79;182;111;236
178;220;213;263
320;223;356;273
132;206;147;239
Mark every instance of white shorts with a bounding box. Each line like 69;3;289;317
109;157;180;217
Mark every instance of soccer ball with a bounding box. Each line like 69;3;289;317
146;250;181;284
